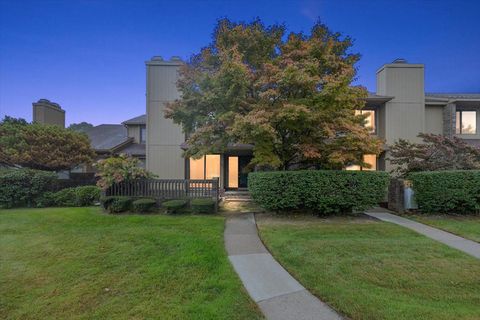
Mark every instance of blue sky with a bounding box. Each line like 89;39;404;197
1;0;479;125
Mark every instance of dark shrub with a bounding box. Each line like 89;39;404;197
100;196;116;210
191;198;216;214
109;196;133;213
35;192;56;208
248;170;389;214
163;199;188;214
409;170;480;214
0;169;57;208
53;188;77;207
132;198;157;213
75;185;101;206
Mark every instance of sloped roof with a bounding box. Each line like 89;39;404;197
122;114;146;125
426;93;480;100
84;124;129;151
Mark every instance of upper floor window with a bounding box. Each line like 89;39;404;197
140;126;146;143
355;110;376;134
456;111;477;135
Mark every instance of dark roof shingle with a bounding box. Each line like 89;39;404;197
84;124;129;150
122;114;146;125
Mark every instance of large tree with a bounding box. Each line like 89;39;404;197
389;133;480;177
0;117;95;171
68;122;94;133
166;19;382;170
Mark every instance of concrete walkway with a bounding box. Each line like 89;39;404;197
365;209;480;259
225;213;342;320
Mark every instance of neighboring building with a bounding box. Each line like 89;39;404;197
145;56;480;188
32;99;65;127
81;115;147;171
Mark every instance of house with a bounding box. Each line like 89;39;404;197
145;56;480;190
82;114;147;170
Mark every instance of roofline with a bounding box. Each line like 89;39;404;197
145;56;184;66
376;63;424;74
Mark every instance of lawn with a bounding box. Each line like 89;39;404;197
257;214;480;320
409;214;480;243
0;207;262;320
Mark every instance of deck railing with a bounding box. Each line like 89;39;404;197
105;178;220;202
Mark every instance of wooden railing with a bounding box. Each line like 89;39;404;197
105;178;220;202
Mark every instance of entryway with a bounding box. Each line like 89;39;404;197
226;155;252;190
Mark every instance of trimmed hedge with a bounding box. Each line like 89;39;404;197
53;188;77;206
163;199;188;214
75;185;101;206
52;186;101;207
191;198;216;214
248;170;389;214
132;198;157;213
409;170;480;214
0;169;57;208
109;196;133;213
100;196;116;210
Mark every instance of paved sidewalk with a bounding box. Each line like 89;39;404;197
365;209;480;259
225;213;342;320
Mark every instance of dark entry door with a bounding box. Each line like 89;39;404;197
238;156;251;188
227;155;252;189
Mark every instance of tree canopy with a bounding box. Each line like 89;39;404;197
0;116;95;171
68;122;94;133
165;18;382;170
389;133;480;177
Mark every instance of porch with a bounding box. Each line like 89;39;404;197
186;145;254;192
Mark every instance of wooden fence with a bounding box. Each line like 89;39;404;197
105;178;220;202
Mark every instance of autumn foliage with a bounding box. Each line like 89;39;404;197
94;154;155;190
389;133;480;177
165;19;382;170
0;117;95;171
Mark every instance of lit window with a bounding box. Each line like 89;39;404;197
345;154;377;171
140;126;147;143
456;111;476;134
189;155;221;179
355;110;376;134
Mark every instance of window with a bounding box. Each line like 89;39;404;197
140;126;147;143
345;154;377;171
355;110;376;134
456;111;477;134
189;155;221;180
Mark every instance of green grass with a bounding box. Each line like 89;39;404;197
0;207;262;320
410;214;480;243
257;215;480;320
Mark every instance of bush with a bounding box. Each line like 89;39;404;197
132;198;157;213
75;185;101;206
109;196;133;213
191;198;216;214
248;170;389;214
35;192;56;208
100;196;116;210
163;199;188;214
53;188;77;207
0;169;57;208
409;170;480;214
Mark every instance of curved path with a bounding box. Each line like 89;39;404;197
365;208;480;259
224;213;342;320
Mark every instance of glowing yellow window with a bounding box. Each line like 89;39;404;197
355;110;376;133
345;154;377;171
189;155;221;179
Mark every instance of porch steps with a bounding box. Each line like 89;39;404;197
223;191;252;202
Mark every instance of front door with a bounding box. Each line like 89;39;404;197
227;155;252;189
